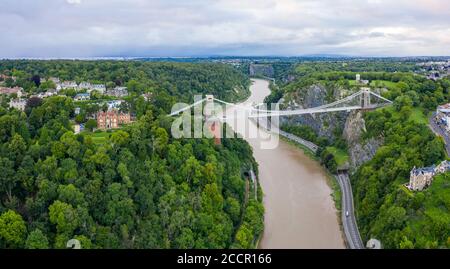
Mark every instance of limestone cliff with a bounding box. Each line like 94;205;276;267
279;83;383;171
343;111;384;171
279;84;348;142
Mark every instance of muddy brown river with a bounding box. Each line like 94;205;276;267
224;78;344;248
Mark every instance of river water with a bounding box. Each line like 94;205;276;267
223;78;344;248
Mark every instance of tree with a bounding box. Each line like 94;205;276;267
25;229;49;249
0;157;17;202
48;200;80;234
30;74;41;87
233;224;253;249
0;210;26;247
85;119;97;132
40;80;56;90
225;197;241;224
25;97;43;114
110;130;129;147
75;113;86;124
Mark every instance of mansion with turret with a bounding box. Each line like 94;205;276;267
407;160;450;191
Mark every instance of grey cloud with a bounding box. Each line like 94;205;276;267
0;0;449;57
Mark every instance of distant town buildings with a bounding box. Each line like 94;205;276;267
407;160;450;191
97;110;132;130
416;60;450;80
9;98;27;111
56;80;106;94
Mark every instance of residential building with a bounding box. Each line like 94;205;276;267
0;86;24;97
0;74;16;82
96;110;131;130
106;87;128;97
9;98;27;111
61;81;78;89
49;77;60;84
142;92;153;101
75;107;81;115
407;160;450;191
92;84;106;94
436;103;450;132
74;93;90;101
36;89;57;99
78;82;92;90
73;123;84;134
106;100;125;110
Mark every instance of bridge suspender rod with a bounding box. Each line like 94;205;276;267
169;98;206;116
369;91;393;104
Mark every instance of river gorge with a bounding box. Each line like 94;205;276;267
225;78;344;248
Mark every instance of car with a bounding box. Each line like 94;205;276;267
345;211;349;217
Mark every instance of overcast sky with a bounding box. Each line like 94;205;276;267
1;0;449;58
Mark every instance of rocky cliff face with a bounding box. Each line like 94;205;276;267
249;64;274;77
343;111;384;171
280;84;348;142
279;83;383;171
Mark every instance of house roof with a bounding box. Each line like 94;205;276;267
412;165;435;176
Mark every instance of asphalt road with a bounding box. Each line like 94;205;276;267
429;112;450;156
336;172;365;249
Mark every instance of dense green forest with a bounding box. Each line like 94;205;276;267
0;61;263;249
354;74;450;248
272;61;450;248
0;60;251;103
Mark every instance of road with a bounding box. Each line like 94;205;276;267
336;172;365;249
429;112;450;156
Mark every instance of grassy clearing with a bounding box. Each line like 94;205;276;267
89;131;111;144
370;80;399;90
383;106;428;125
409;108;428;125
326;146;349;166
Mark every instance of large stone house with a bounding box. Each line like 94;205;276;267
97;110;131;130
407;160;450;191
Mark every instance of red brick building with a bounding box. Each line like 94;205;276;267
97;110;131;129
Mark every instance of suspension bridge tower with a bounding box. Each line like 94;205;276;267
360;88;371;109
204;95;221;145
